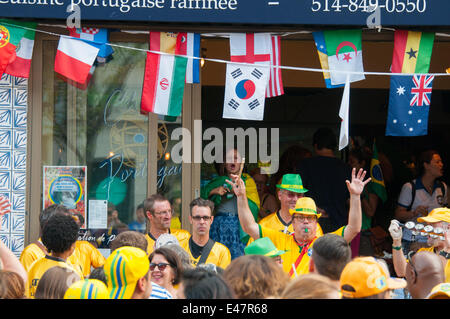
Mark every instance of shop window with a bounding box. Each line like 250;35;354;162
41;41;150;251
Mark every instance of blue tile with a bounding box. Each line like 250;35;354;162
12;192;25;211
13;150;26;170
0;212;10;232
13;109;27;128
0;234;10;249
12;171;26;192
0;74;12;87
13;89;27;107
0;171;11;191
13;129;26;149
10;233;24;253
0;151;11;170
11;213;25;232
0;109;12;128
0;88;12;107
13;77;27;88
0;130;12;149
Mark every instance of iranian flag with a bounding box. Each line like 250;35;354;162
0;20;27;78
5;23;36;78
140;52;187;116
323;29;365;85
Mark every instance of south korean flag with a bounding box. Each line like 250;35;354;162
223;63;269;121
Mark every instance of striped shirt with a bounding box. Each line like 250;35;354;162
149;282;173;299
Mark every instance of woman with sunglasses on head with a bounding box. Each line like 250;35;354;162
149;247;183;298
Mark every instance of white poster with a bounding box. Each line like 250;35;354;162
88;199;108;229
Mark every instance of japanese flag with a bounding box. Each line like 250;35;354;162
223;63;269;121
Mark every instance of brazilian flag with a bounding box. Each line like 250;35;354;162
370;142;388;203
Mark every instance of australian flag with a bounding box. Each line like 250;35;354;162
385;74;434;136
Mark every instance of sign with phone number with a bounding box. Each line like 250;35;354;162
311;0;428;14
0;0;448;25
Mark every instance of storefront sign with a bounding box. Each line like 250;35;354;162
0;0;448;26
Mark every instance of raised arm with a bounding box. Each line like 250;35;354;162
226;174;261;240
0;196;27;284
343;168;371;243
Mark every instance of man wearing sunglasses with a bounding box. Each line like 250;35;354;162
229;167;370;278
143;194;191;254
180;198;231;269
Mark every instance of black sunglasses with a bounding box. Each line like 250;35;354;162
149;262;171;271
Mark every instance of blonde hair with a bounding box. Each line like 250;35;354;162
223;255;289;299
0;270;26;299
281;273;340;299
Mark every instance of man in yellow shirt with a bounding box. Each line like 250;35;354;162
180;198;231;269
143;194;190;254
252;174;323;240
389;207;450;282
26;213;84;298
20;204;105;277
230;167;369;277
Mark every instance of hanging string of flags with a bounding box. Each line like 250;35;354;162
0;19;449;148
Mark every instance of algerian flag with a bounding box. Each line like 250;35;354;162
338;74;350;150
323;29;365;86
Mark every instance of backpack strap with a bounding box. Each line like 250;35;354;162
407;180;416;212
197;239;215;266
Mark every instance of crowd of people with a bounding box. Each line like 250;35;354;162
0;128;449;300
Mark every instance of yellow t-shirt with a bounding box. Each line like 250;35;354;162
26;255;84;298
418;247;450;283
20;239;105;277
180;237;231;269
247;211;324;246
259;224;345;277
71;241;106;277
145;229;191;255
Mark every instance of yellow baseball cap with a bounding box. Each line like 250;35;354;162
417;207;450;224
104;246;150;299
64;279;110;299
340;257;406;298
289;197;321;218
426;283;450;299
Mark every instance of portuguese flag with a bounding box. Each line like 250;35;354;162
0;20;28;78
391;30;435;74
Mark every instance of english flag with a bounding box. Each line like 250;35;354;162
266;35;284;98
230;33;271;65
54;37;99;85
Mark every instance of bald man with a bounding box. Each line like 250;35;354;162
406;251;445;299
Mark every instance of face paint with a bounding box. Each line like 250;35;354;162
304;228;309;233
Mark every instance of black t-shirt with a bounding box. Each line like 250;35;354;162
296;155;352;229
189;237;205;259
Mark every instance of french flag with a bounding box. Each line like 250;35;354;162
54;37;99;85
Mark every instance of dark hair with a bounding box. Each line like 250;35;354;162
149;247;183;285
417;149;440;177
348;147;371;171
313;127;337;151
189;197;215;216
143;194;169;217
35;266;80;299
39;204;70;233
311;234;351;281
41;213;79;254
180;268;234;299
89;267;107;286
109;230;148;253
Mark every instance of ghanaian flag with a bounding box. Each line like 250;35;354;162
370;142;387;203
391;30;434;74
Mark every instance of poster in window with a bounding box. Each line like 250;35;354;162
43;166;87;229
